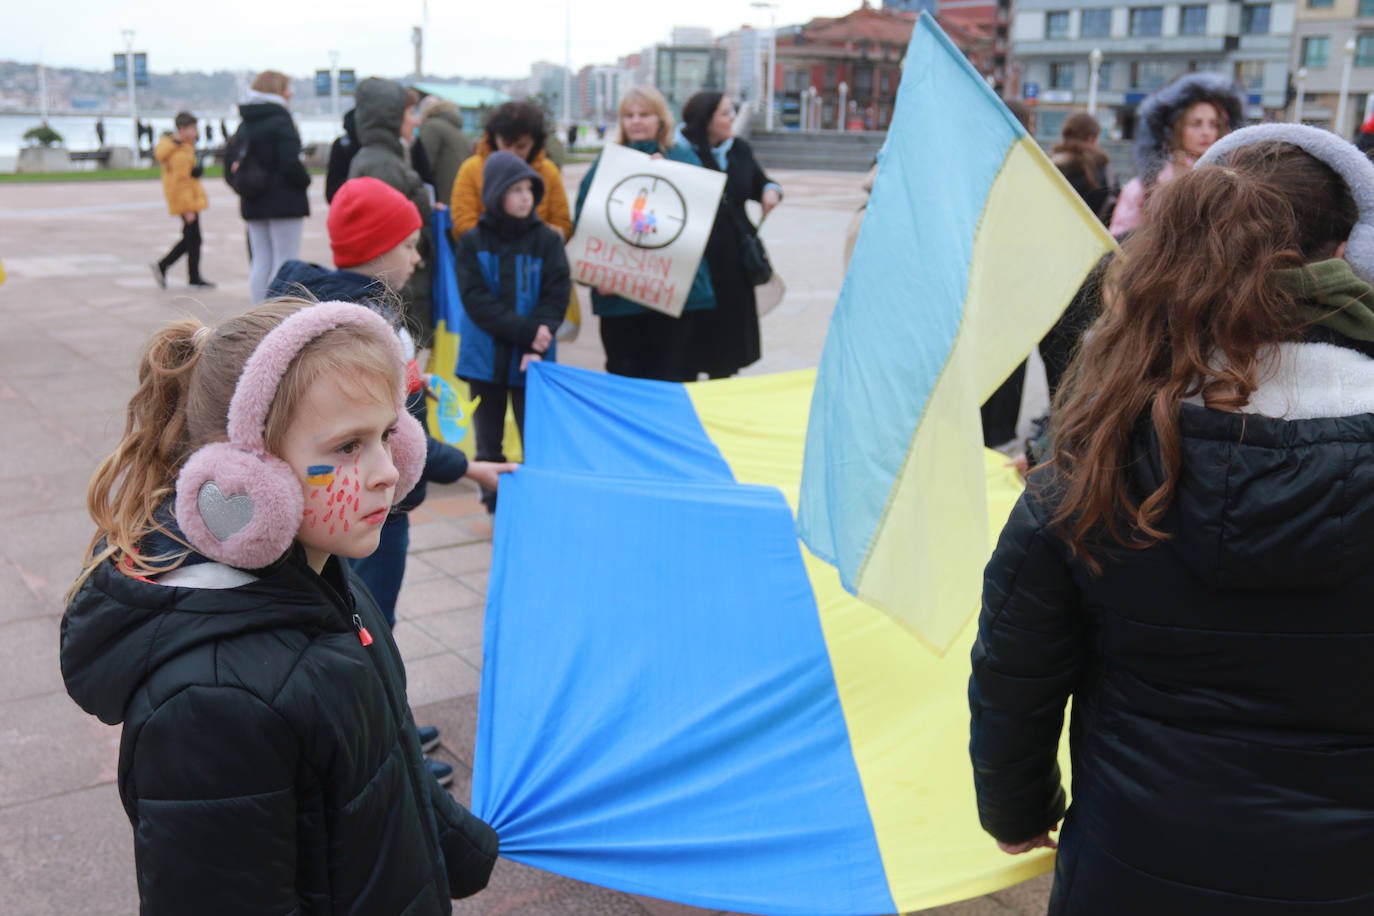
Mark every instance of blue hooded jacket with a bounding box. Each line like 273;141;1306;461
452;152;572;387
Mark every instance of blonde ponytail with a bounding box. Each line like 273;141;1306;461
70;319;205;597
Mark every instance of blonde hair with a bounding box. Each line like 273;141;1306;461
251;70;291;96
72;299;399;596
616;86;674;151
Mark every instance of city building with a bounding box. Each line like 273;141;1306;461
642;31;728;112
721;26;770;105
528;60;571;120
1010;0;1296;140
773;3;994;130
574;64;632;126
938;0;1010;91
619;52;648;89
1290;0;1374;132
673;26;715;45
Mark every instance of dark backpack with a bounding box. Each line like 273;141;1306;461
225;126;270;199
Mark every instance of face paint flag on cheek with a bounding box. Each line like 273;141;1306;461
305;465;336;487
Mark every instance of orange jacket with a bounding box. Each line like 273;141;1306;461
154;135;208;216
449;136;572;240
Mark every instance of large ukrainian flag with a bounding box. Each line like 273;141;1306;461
798;16;1115;652
470;15;1099;913
473;364;1057;915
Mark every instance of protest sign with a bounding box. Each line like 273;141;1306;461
567;144;725;317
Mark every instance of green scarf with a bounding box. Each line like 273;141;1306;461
1276;257;1374;342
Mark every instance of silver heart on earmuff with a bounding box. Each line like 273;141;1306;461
197;481;255;542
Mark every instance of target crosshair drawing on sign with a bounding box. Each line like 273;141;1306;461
607;174;688;249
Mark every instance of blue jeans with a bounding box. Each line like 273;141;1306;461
351;512;409;628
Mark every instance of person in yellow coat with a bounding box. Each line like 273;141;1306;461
151;112;213;289
450;101;578;338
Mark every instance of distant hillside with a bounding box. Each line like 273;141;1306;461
0;60;531;116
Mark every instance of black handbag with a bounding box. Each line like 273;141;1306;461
729;197;773;286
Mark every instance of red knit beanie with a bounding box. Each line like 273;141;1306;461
328;177;422;268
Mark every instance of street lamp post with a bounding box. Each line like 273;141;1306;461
838;81;848;132
1294;66;1308;124
37;61;49;124
121;29;138;154
562;2;573;130
1087;48;1103;117
751;1;778;131
1339;37;1357;136
329;51;341;120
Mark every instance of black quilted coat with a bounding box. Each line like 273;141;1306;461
235;100;312;221
971;404;1374;914
61;545;497;914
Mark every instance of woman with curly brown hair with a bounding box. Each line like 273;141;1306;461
449;101;571;240
971;126;1374;914
1108;72;1244;237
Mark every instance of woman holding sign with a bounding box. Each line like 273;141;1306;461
574;87;717;381
681;91;782;379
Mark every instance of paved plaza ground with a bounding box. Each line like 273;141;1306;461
0;166;1050;914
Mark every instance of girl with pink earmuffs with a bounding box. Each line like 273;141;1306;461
59;299;498;913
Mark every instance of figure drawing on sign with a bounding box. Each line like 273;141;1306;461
629;189;658;241
608;174;685;250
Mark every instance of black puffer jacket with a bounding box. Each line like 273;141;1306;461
61;542;497;914
972;404;1374;914
453;157;569;387
235;99;311;220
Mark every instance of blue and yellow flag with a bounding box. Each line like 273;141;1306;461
473;363;1059;915
428;207;522;460
797;16;1115;652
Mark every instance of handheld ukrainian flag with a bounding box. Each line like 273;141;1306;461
798;15;1115;652
427;207;522;459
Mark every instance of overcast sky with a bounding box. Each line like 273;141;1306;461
7;0;862;79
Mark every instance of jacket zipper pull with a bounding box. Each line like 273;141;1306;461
352;613;374;647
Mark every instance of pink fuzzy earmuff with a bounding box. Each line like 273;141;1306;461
174;301;426;569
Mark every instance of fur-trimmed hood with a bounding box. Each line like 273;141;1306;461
1134;72;1245;185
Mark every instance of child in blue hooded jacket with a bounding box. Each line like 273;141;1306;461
453;150;571;513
